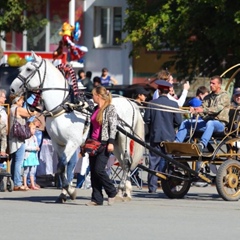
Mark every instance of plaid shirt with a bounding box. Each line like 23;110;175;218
200;90;230;124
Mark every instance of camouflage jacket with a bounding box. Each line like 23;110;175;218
200;90;230;124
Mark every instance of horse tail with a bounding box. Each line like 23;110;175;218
112;98;145;170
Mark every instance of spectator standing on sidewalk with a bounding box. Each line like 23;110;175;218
0;89;8;156
100;68;118;87
77;69;93;93
9;94;37;191
23;122;40;190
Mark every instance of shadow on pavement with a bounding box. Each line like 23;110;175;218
132;189;223;201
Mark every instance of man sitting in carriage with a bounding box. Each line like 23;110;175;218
174;75;230;152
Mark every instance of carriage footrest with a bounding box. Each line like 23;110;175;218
163;142;201;156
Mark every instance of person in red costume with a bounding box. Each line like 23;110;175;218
53;22;88;62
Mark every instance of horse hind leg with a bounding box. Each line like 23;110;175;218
124;179;133;202
117;176;132;202
115;166;128;202
117;151;133;202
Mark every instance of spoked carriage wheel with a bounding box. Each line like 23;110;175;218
216;159;240;201
161;162;191;199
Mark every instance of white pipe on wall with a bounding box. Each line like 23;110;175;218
69;0;76;26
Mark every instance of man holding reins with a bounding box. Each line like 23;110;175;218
175;75;230;152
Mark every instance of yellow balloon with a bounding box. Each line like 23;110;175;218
7;53;21;67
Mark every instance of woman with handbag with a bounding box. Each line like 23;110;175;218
9;94;37;191
85;86;118;206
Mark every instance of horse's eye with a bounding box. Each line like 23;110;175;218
26;68;32;71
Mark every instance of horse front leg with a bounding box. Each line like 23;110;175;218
55;157;77;203
55;162;68;203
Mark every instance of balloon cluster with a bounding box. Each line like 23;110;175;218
7;53;27;67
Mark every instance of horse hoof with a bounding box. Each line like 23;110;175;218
55;193;67;203
123;193;132;202
115;195;124;202
123;196;132;202
69;188;77;200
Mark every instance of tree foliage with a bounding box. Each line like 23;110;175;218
122;0;240;79
0;0;47;34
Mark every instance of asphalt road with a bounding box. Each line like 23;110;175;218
0;184;239;240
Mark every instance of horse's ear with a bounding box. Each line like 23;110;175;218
31;51;41;62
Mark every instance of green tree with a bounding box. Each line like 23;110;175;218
122;0;240;80
0;0;47;34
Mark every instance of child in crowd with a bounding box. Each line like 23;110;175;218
23;122;40;190
187;86;209;108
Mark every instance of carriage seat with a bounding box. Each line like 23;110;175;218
192;108;240;140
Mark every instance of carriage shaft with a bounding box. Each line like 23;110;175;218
117;126;199;177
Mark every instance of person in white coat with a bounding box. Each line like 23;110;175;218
152;70;190;107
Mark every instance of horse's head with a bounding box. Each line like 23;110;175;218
10;51;45;96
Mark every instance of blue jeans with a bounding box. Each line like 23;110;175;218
57;151;78;188
67;151;78;183
76;166;90;188
11;143;26;187
175;119;225;147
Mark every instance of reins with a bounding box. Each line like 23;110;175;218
110;94;190;114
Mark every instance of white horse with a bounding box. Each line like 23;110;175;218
10;52;145;202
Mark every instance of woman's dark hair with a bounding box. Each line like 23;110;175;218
77;69;85;78
102;67;108;72
86;71;92;79
93;76;101;83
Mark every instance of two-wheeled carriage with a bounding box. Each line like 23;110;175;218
118;104;240;201
118;65;240;201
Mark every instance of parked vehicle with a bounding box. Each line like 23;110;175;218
0;66;19;102
106;83;155;101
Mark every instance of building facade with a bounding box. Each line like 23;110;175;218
0;0;132;84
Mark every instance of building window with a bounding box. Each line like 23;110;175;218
27;0;47;51
94;6;122;48
3;0;72;53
